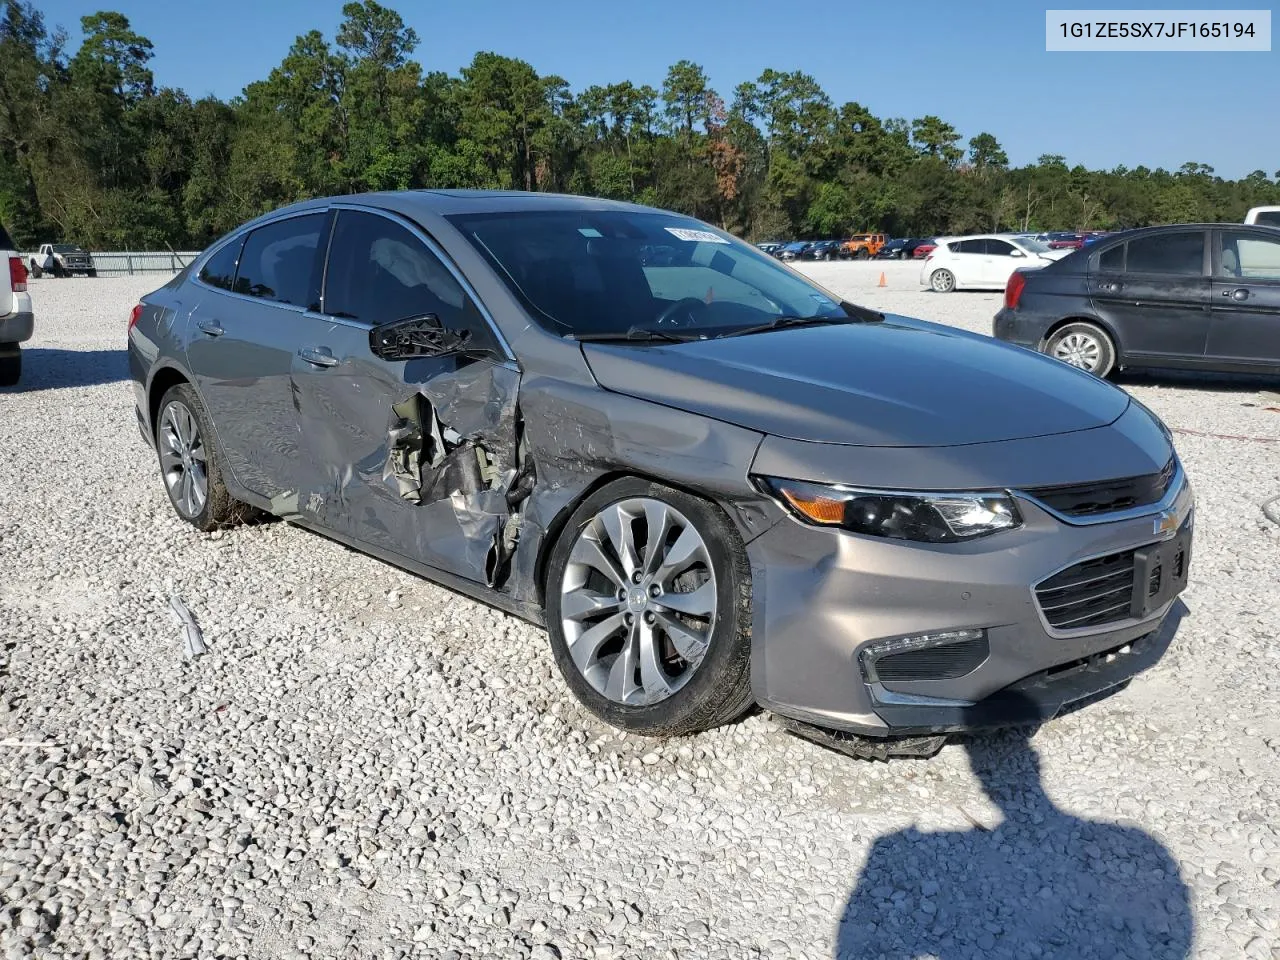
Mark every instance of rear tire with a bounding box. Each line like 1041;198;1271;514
545;477;754;737
855;248;869;260
155;383;255;531
0;350;20;387
1044;322;1116;377
930;268;956;292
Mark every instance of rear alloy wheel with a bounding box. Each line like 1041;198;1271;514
1045;322;1115;377
930;268;956;292
546;478;753;736
156;383;254;530
0;350;20;387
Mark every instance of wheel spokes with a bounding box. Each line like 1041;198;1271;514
655;611;710;664
569;534;628;589
641;500;674;577
600;505;640;578
562;588;625;621
653;581;715;617
636;620;671;703
653;525;705;585
568;613;627;673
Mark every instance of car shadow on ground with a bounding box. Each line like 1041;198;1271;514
835;698;1193;959
1;348;129;392
1113;367;1280;394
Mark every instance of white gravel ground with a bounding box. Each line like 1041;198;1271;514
1;265;1278;960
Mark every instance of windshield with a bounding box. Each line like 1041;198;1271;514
1014;236;1053;254
447;210;849;338
52;244;80;253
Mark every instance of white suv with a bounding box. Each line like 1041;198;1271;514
1245;206;1280;227
920;233;1070;293
0;222;33;386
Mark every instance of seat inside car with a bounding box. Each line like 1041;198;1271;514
1220;246;1240;277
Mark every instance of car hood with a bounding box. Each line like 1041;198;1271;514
581;317;1130;447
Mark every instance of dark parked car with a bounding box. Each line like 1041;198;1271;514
878;238;933;260
802;240;843;261
129;191;1192;752
777;240;809;261
995;223;1280;376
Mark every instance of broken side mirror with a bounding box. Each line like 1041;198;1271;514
369;314;472;361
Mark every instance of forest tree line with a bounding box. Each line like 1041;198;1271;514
1;0;1278;250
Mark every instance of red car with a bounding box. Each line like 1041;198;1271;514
912;241;937;259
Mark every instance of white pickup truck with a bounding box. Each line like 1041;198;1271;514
30;242;96;278
1244;206;1280;227
1;223;33;385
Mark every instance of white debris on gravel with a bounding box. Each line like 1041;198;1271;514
0;268;1277;960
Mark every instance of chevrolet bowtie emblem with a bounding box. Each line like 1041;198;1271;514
1153;510;1178;539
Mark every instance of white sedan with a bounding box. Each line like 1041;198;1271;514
919;234;1071;293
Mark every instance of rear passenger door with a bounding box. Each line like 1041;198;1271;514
947;239;985;285
289;207;522;586
1207;229;1280;367
185;212;327;500
980;238;1026;287
1088;230;1211;365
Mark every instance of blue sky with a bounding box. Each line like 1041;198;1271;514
35;0;1279;178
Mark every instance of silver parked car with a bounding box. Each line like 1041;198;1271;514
127;191;1193;750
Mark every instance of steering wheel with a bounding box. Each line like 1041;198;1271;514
654;297;710;328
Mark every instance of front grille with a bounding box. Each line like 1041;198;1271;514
872;636;989;682
1026;457;1176;518
1035;549;1137;629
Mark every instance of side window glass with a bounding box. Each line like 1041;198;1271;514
954;239;982;254
986;240;1016;256
234;214;326;307
1099;244;1125;272
199;238;243;291
1126;232;1205;276
324;210;499;354
1221;231;1280;281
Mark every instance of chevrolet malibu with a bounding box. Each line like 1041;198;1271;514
128;191;1193;751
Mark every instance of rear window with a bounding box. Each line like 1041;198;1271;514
233;214;326;307
1252;210;1280;228
199;237;244;291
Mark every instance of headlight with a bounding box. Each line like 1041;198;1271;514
756;477;1022;543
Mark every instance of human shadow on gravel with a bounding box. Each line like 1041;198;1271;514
836;708;1193;960
0;348;129;392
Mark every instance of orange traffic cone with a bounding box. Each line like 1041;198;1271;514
878;272;887;288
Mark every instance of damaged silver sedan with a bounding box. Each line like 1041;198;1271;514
128;191;1192;748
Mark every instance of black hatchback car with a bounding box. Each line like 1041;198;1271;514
994;224;1280;376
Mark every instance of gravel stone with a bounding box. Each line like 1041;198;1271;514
0;268;1275;959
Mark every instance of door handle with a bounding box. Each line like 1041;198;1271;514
298;346;339;368
196;319;224;337
1099;282;1122;294
1222;288;1250;302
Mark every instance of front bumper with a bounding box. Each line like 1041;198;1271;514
746;474;1193;737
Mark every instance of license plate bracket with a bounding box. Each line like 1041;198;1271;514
1129;529;1191;619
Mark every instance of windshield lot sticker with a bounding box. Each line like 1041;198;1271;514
664;227;730;244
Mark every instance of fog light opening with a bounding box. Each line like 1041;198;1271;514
861;629;990;685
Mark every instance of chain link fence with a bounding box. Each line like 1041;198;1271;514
21;250;203;278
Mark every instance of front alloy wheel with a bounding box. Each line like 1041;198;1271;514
546;479;752;736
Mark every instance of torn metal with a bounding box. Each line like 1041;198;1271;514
169;595;207;658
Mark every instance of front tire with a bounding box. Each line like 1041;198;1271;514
155;383;253;531
930;268;956;292
1044;322;1115;377
29;260;42;279
545;477;753;737
0;350;20;387
855;248;869;260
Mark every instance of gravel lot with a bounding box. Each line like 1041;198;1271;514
1;264;1278;960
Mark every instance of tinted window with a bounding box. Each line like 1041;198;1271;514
324;210;499;352
1222;231;1280;280
1099;244;1125;272
234;214;325;307
1126;231;1204;276
953;239;984;254
986;239;1017;256
199;238;243;291
1253;211;1280;228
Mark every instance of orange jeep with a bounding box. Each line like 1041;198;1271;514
842;233;886;260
